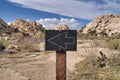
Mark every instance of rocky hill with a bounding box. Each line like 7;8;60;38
53;24;70;30
79;14;120;37
0;18;15;34
10;19;45;37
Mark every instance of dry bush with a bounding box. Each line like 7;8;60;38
0;39;9;48
19;42;37;52
106;39;120;50
18;37;41;52
68;52;120;80
12;33;23;39
68;39;120;80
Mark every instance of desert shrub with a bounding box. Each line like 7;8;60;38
114;33;120;39
19;42;35;52
18;37;41;52
99;30;107;36
88;30;96;35
0;39;9;48
106;39;120;50
35;32;45;40
77;40;84;44
108;52;120;66
68;52;120;80
12;33;23;38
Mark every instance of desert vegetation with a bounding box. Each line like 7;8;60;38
69;28;120;80
68;39;120;80
69;53;120;80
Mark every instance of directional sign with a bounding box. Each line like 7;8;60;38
45;30;77;51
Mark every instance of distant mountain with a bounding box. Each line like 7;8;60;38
10;19;45;37
53;24;70;30
0;18;15;34
79;14;120;37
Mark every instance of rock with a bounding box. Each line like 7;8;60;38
7;45;20;51
0;50;17;54
3;36;11;41
10;37;16;40
3;36;19;43
7;50;17;54
0;44;5;51
0;18;15;34
53;24;70;30
2;33;11;36
79;14;120;37
10;19;45;37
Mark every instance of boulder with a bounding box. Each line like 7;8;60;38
79;14;120;37
53;24;70;30
0;44;5;51
10;19;45;37
7;44;20;51
0;18;15;34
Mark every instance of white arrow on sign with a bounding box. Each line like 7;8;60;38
47;32;75;49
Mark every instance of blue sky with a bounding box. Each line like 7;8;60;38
0;0;120;29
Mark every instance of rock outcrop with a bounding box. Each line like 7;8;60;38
0;18;15;34
80;14;120;37
53;24;70;30
10;19;45;37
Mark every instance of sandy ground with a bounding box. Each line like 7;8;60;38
0;50;85;80
0;52;56;80
0;41;117;80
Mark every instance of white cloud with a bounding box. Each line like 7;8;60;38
36;18;80;30
102;0;120;14
8;0;120;20
7;22;11;25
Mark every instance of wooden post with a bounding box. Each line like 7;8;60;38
56;51;66;80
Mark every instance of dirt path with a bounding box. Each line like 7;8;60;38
0;49;86;80
0;52;55;80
